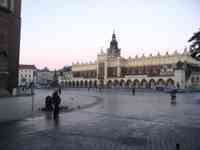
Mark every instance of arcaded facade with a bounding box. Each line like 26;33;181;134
68;32;200;89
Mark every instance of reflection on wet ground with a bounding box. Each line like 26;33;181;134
0;89;200;150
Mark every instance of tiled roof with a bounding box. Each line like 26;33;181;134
19;64;37;70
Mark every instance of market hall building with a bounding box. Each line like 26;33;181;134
67;32;200;89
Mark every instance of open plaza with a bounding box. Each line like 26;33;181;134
0;89;200;150
0;1;200;150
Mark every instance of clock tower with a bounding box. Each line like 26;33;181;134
107;30;121;57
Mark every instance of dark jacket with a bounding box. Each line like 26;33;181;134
52;92;61;106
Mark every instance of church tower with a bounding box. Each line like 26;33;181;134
107;30;121;57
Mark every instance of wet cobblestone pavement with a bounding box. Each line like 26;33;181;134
0;89;200;150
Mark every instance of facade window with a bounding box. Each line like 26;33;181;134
197;77;199;81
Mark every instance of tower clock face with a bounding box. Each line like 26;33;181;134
0;0;8;8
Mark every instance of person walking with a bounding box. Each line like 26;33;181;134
132;87;135;95
45;95;53;111
170;90;177;104
52;91;61;119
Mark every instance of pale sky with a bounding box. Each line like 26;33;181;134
20;0;200;69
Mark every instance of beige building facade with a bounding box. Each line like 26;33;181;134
18;65;37;87
67;32;200;89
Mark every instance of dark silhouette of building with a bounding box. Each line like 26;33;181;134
50;70;60;88
0;0;21;94
107;30;121;57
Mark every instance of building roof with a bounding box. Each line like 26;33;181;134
19;64;37;70
38;67;50;72
62;66;72;72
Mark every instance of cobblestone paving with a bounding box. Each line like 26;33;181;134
0;89;200;150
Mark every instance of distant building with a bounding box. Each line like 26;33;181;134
36;67;54;87
58;66;72;87
18;65;37;87
0;0;22;94
68;31;200;89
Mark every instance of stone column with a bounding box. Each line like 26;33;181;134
117;57;121;77
104;61;108;84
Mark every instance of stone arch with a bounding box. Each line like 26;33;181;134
166;78;175;87
157;79;165;87
84;80;88;88
94;80;97;88
149;79;156;89
126;80;132;88
72;81;75;88
80;80;84;88
113;80;120;87
89;80;93;88
141;79;148;88
107;80;113;88
76;81;79;88
120;79;125;88
133;79;140;88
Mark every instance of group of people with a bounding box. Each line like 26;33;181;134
45;88;62;118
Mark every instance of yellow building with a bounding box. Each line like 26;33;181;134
68;32;200;89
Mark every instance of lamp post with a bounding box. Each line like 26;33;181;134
30;82;34;113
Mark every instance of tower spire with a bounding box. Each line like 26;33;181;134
107;30;121;57
112;29;116;40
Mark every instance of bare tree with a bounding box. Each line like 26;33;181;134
188;29;200;61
